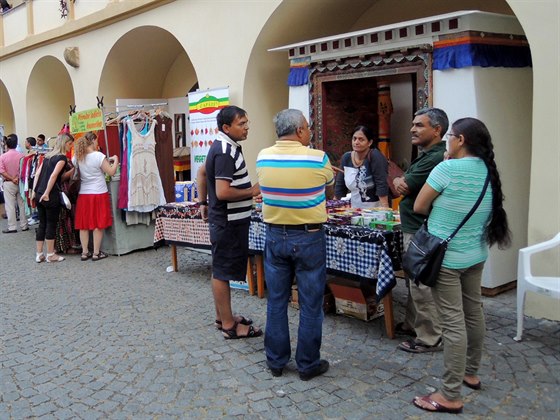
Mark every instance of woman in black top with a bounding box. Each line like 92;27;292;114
33;134;75;263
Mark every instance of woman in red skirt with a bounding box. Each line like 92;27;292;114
73;132;119;261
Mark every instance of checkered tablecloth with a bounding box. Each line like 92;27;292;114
155;203;402;299
154;203;211;249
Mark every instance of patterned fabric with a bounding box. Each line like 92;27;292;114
256;140;334;225
155;204;402;296
206;132;253;225
376;243;396;302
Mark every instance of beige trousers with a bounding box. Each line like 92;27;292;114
432;262;486;401
403;232;442;346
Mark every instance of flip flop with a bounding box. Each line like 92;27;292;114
398;337;443;353
463;379;482;390
214;315;253;330
413;395;463;414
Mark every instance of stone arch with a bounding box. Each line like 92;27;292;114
242;0;517;172
26;56;75;139
98;25;196;106
0;80;15;134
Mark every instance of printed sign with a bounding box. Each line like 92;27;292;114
188;88;229;181
70;108;103;134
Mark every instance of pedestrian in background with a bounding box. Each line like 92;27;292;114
257;109;334;380
33;133;75;263
73;132;118;261
0;134;28;233
412;117;511;414
197;105;262;340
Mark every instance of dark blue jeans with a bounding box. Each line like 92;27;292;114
264;225;327;373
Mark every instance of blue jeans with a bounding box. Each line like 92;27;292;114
264;225;327;373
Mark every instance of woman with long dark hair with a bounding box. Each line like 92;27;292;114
334;125;389;208
412;118;511;414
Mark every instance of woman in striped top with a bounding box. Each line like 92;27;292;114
412;117;511;414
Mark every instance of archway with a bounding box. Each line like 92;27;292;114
242;0;515;175
26;56;75;139
98;25;196;106
0;80;15;135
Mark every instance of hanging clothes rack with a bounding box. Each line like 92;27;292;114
100;102;169;159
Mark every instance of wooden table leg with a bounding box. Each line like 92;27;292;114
256;255;265;299
171;244;178;272
246;257;255;296
382;290;395;339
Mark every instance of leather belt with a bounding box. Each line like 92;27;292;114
267;223;323;231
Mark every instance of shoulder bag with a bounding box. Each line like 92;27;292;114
368;149;404;199
402;172;490;287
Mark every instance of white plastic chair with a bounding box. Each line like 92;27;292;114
514;232;560;341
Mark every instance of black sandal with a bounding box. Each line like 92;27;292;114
214;315;253;331
92;251;108;261
81;252;92;261
221;321;262;340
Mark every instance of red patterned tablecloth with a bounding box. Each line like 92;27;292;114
154;202;211;249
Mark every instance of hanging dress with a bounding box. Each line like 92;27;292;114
126;118;166;212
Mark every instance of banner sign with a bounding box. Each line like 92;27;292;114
188;88;229;181
70;108;103;134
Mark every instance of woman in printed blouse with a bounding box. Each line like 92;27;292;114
334;125;389;208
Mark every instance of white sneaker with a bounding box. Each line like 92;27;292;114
28;219;39;225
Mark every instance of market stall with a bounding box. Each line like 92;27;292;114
154;202;404;338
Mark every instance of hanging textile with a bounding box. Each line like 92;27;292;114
154;114;175;203
433;32;532;71
126;118;166;213
377;81;393;159
287;57;311;86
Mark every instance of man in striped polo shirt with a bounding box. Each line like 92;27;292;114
197;106;262;340
256;109;334;380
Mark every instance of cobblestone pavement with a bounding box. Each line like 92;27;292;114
1;226;559;419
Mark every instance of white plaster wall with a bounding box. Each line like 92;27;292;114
74;0;110;20
33;0;67;35
288;85;310;122
2;4;27;45
434;67;533;289
507;0;559;321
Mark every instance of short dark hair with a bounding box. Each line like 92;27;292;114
26;137;37;147
216;106;247;133
37;134;46;141
6;134;18;149
415;107;449;138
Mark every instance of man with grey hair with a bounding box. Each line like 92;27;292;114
256;109;335;380
393;107;448;353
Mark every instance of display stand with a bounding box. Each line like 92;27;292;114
101;175;155;255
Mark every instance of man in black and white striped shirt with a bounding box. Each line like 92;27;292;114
197;106;262;340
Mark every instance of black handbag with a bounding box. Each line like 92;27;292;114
402;172;490;287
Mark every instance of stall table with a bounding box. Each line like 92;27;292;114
154;203;403;338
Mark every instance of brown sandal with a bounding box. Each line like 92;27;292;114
214;315;253;331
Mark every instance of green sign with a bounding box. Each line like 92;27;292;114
70;108;104;134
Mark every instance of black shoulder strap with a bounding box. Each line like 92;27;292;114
445;171;490;243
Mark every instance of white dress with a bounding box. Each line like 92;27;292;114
127;119;166;212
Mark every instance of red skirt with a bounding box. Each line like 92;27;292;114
74;193;113;230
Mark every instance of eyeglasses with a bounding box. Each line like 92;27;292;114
446;133;460;139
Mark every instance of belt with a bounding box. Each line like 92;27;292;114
267;223;323;231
